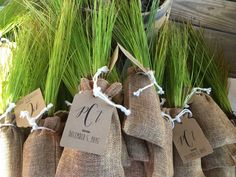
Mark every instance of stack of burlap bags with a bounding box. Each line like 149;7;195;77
189;93;236;177
122;68;174;177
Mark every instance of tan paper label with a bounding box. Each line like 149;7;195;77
118;43;148;73
60;91;114;155
173;117;213;163
14;88;46;127
108;45;119;72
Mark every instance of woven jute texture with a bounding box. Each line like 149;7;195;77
189;93;236;149
202;145;236;170
173;139;205;177
145;107;173;177
0;114;23;177
22;116;63;177
123;67;167;147
124;134;149;162
227;144;236;161
55;78;124;177
203;166;235;177
124;161;146;177
122;133;132;167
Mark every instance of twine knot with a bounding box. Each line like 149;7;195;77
0;103;16;120
93;66;131;116
133;70;164;97
20;103;55;132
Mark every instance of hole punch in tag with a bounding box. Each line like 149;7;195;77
60;90;114;155
14;88;46;127
173;117;213;163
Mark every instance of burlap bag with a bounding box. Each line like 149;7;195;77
203;167;235;177
55;78;124;177
123;67;167;147
124;161;146;177
0;114;23;177
174;146;205;177
202;145;236;170
189;93;236;148
227;144;236;161
122;133;132;167
22;116;63;177
124;134;149;162
169;108;205;177
144;107;173;177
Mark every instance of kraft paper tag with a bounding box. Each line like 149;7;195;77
173;117;213;163
118;43;148;73
108;45;119;72
14;88;46;127
60;90;114;155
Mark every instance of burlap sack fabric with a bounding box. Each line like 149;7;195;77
55;78;124;177
0;114;23;177
169;108;205;177
144;107;173;177
121;133;132;167
124;161;146;177
124;134;149;162
174;146;205;177
203;166;235;177
227;143;236;161
22;116;63;177
189;93;236;149
123;67;167;147
202;145;236;170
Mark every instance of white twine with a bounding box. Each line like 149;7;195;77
183;87;212;108
93;66;131;116
160;98;166;106
0;123;16;128
161;112;175;128
233;111;236;117
161;109;193;129
133;70;164;97
20;103;55;133
0;37;10;44
0;103;16;120
65;100;72;107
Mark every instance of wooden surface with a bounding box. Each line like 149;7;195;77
170;0;236;77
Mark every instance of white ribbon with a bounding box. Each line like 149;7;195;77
0;103;16;120
161;109;193;129
20;103;55;133
133;70;164;97
93;66;131;116
183;87;212;108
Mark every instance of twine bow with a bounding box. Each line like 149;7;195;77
20;103;55;132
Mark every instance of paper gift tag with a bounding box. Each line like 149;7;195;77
60;90;114;155
173;117;213;163
14;88;46;127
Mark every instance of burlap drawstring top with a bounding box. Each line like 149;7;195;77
56;78;124;177
189;93;236;149
22;115;63;177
